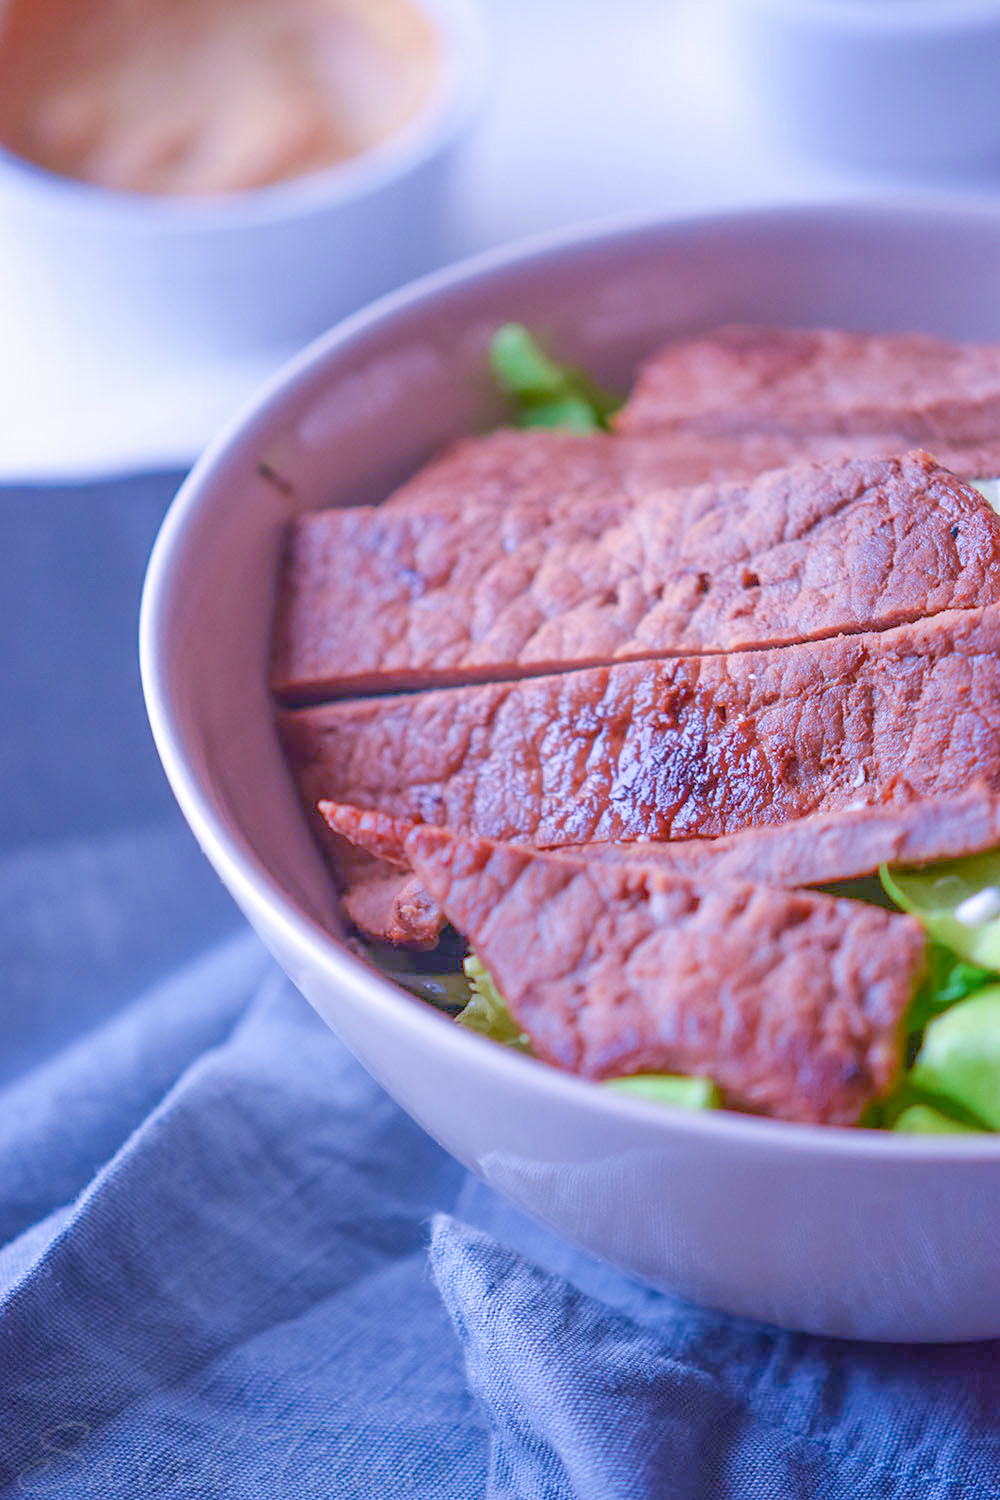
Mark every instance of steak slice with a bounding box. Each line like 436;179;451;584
372;422;1000;515
318;785;1000;941
405;826;925;1125
278;604;1000;852
340;865;444;950
319;803;419;867
570;785;1000;886
381;427;635;517
315;802;447;948
272;452;1000;701
380;424;870;511
616;325;1000;444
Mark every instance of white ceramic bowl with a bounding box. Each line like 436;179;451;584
0;0;488;372
140;202;1000;1343
727;0;1000;169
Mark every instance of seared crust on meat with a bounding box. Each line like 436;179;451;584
272;452;1000;701
569;784;1000;887
405;826;925;1125
321;784;1000;943
279;604;1000;851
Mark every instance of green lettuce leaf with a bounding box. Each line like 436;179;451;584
909;985;1000;1129
892;1103;985;1134
488;324;622;433
602;1074;720;1110
456;955;533;1051
879;848;1000;968
906;942;994;1040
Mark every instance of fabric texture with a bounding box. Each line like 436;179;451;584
3;473;1000;1499
430;1212;1000;1500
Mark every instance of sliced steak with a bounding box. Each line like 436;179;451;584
300;800;444;948
617;325;1000;444
315;802;447;948
320;803;418;867
405;826;925;1125
374;422;1000;516
340;864;444;949
381;427;634;517
319;785;1000;935
927;441;1000;484
272;452;1000;701
571;784;1000;887
278;605;1000;852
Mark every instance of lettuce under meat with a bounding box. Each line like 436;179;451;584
488;324;621;433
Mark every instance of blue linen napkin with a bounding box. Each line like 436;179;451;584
430;1209;1000;1499
3;474;1000;1500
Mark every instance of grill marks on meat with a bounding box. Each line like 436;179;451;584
617;325;1000;446
405;826;925;1126
271;452;1000;701
278;605;1000;852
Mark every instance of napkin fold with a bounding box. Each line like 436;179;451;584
0;958;484;1498
0;929;268;1247
5;470;1000;1500
430;1214;1000;1500
4;920;1000;1500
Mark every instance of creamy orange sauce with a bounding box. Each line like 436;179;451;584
0;0;439;194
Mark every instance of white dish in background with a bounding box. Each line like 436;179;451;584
0;0;488;480
727;0;1000;170
3;0;971;485
141;202;1000;1343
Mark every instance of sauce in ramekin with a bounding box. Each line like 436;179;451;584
0;0;439;195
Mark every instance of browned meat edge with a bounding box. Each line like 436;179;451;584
405;825;926;1126
339;863;445;950
319;780;1000;918
278;604;1000;856
564;783;1000;886
272;451;1000;702
616;325;1000;445
378;425;1000;515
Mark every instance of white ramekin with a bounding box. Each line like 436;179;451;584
726;0;1000;169
0;0;489;372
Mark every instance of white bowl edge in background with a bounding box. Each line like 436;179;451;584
725;0;1000;170
0;0;490;480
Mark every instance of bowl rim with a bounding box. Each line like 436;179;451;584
140;196;1000;1164
0;0;490;229
733;0;1000;34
